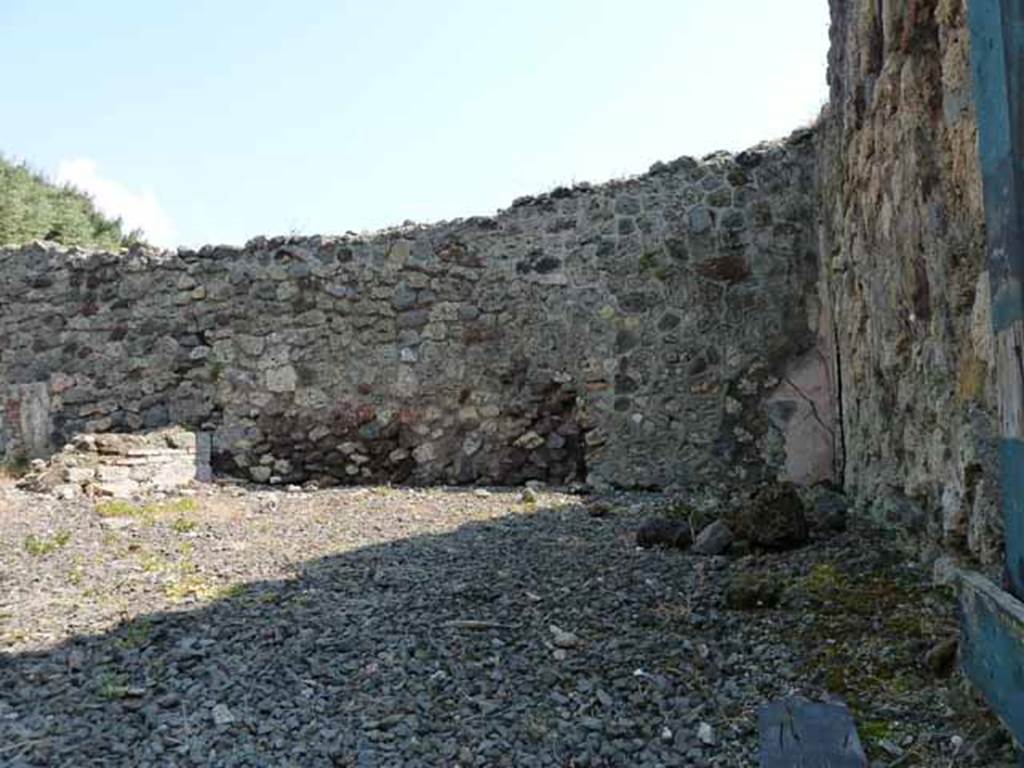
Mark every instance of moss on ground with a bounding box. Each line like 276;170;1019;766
724;571;785;609
660;503;715;539
95;497;199;526
23;530;71;556
787;558;958;758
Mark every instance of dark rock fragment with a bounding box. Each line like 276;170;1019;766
729;482;809;550
924;635;958;678
585;499;614;518
724;573;783;609
807;487;849;535
691;520;734;556
636;518;690;549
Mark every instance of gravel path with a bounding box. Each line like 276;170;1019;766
0;481;1015;767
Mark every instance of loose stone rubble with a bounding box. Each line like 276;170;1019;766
0;482;1015;767
15;427;208;499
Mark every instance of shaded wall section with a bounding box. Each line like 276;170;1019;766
0;134;825;490
819;0;1001;563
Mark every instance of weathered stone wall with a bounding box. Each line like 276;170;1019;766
819;0;1001;564
0;136;824;490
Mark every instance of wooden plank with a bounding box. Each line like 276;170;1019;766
958;570;1024;748
758;697;867;768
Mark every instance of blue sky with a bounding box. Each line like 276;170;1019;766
2;1;830;248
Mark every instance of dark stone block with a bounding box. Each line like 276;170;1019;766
396;309;430;329
758;698;867;767
695;254;750;283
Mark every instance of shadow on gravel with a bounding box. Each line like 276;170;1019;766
0;501;744;767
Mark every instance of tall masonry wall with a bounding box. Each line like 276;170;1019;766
0;134;829;490
819;0;1001;565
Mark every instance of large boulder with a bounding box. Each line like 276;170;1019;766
729;483;809;550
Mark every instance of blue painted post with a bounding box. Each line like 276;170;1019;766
969;0;1024;600
966;1;1024;755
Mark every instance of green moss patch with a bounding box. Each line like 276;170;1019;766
95;497;200;525
787;558;957;758
23;530;71;556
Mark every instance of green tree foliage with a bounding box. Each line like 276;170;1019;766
0;155;142;249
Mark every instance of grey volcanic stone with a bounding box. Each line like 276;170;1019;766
636;518;690;549
807;488;849;535
691;520;734;556
729;483;808;550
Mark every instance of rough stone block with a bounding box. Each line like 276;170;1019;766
758;697;867;767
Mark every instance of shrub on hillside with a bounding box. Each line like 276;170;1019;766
0;155;142;249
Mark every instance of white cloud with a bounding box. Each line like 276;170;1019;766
55;158;175;247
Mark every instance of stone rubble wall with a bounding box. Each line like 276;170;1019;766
0;135;825;490
819;0;1001;564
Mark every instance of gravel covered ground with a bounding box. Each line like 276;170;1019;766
0;480;1016;767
